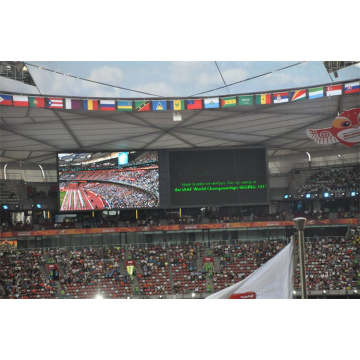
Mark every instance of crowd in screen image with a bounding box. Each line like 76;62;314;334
59;151;160;210
79;183;158;209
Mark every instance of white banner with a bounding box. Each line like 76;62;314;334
206;240;294;299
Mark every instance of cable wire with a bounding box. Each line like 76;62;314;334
214;61;230;94
188;61;307;97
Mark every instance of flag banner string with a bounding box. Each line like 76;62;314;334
1;81;359;112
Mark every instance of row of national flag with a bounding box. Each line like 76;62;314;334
1;81;358;111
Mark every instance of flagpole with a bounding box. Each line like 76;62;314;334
293;217;307;299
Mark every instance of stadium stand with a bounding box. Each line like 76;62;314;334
1;229;359;299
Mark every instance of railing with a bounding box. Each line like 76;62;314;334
0;173;23;181
0;62;35;85
6;236;312;252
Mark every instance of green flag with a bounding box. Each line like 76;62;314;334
238;95;253;106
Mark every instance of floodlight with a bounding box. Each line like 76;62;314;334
324;192;330;198
305;194;311;199
284;195;289;199
36;204;42;209
2;204;9;210
350;191;356;197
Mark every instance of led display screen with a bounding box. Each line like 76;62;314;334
168;147;269;207
57;151;159;211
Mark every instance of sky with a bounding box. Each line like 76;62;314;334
24;61;360;99
5;0;359;100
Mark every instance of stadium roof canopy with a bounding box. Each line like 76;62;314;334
0;62;359;175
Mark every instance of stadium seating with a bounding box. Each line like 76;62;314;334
1;229;359;298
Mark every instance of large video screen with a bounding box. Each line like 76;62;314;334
168;147;269;207
57;151;159;211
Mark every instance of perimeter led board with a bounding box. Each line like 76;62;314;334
168;147;269;207
57;151;159;211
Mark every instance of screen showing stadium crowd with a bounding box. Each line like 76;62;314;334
1;229;359;299
58;151;159;210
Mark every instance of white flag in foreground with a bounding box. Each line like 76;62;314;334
206;240;294;299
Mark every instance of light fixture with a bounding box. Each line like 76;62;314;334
350;191;356;197
173;112;182;122
36;204;42;209
292;290;297;295
354;290;358;294
323;290;327;294
127;296;131;299
192;292;196;298
2;204;9;210
95;293;103;300
305;194;311;199
284;195;289;199
159;295;163;299
324;192;330;198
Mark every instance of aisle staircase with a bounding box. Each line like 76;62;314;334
40;251;62;298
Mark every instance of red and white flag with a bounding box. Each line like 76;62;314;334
13;95;29;107
206;240;294;299
326;85;342;97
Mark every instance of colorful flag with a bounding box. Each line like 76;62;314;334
83;99;98;111
326;85;342;96
255;94;271;105
65;98;82;110
344;81;359;94
289;89;306;101
135;101;150;112
186;99;202;110
273;92;289;104
309;87;323;99
0;94;13;106
204;97;219;109
29;97;45;108
117;100;132;111
45;97;63;108
221;96;237;107
100;100;115;111
169;100;185;111
238;95;253;106
152;100;167;111
13;95;29;107
206;240;294;299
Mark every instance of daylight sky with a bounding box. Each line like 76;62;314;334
24;61;360;99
